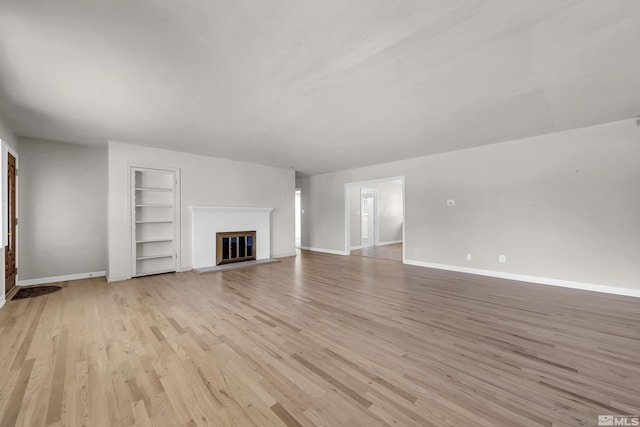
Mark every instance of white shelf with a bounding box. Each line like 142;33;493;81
135;238;174;243
135;220;173;224
136;254;174;261
135;187;172;192
135;204;173;208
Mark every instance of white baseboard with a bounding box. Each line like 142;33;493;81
350;245;363;250
300;246;348;256
0;295;5;309
273;252;297;258
178;266;193;272
106;274;130;283
403;259;640;298
18;271;107;286
376;240;402;247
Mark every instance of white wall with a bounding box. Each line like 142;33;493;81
348;186;361;248
18;138;108;280
298;119;640;291
108;141;295;281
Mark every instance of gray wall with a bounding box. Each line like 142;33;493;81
18;138;107;280
298;119;640;290
0;114;17;150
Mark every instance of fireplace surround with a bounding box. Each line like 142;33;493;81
190;206;273;269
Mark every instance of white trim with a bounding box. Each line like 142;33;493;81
178;265;193;272
273;252;297;258
361;187;378;247
350;245;363;250
376;240;402;247
344;184;350;255
17;271;107;286
403;259;640;298
190;206;274;214
344;176;406;186
300;246;348;256
107;274;130;283
0;295;5;309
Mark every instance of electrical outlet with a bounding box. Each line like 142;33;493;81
447;199;456;206
415;249;420;255
466;254;471;261
499;255;506;263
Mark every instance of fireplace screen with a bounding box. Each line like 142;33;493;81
216;231;256;265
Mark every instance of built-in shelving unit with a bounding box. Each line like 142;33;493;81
131;167;178;277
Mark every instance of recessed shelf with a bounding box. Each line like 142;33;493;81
136;254;174;261
135;187;172;192
133;167;177;278
135;238;174;244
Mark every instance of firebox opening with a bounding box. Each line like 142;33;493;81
216;231;256;265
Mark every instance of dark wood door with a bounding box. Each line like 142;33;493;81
5;152;16;295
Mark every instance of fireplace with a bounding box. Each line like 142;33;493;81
190;206;272;269
216;231;256;265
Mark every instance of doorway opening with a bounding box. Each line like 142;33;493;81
295;189;301;248
345;177;404;263
3;143;18;297
361;188;377;248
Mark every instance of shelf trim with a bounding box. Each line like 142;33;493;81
136;254;174;261
135;238;174;243
135;220;174;224
135;204;173;207
135;187;172;192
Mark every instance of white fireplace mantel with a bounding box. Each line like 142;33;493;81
190;206;273;269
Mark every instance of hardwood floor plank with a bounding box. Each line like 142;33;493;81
1;358;35;426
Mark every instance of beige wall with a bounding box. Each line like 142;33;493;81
108;141;295;281
298;119;640;291
18;138;108;280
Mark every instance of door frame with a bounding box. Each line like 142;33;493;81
294;188;301;248
344;176;405;262
360;188;378;248
2;140;19;297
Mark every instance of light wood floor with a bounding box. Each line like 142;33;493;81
0;252;639;427
351;243;403;262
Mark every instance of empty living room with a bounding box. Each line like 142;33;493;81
0;1;639;426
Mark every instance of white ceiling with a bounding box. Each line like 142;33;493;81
0;0;639;175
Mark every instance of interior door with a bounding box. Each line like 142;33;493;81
5;152;16;294
361;192;376;248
